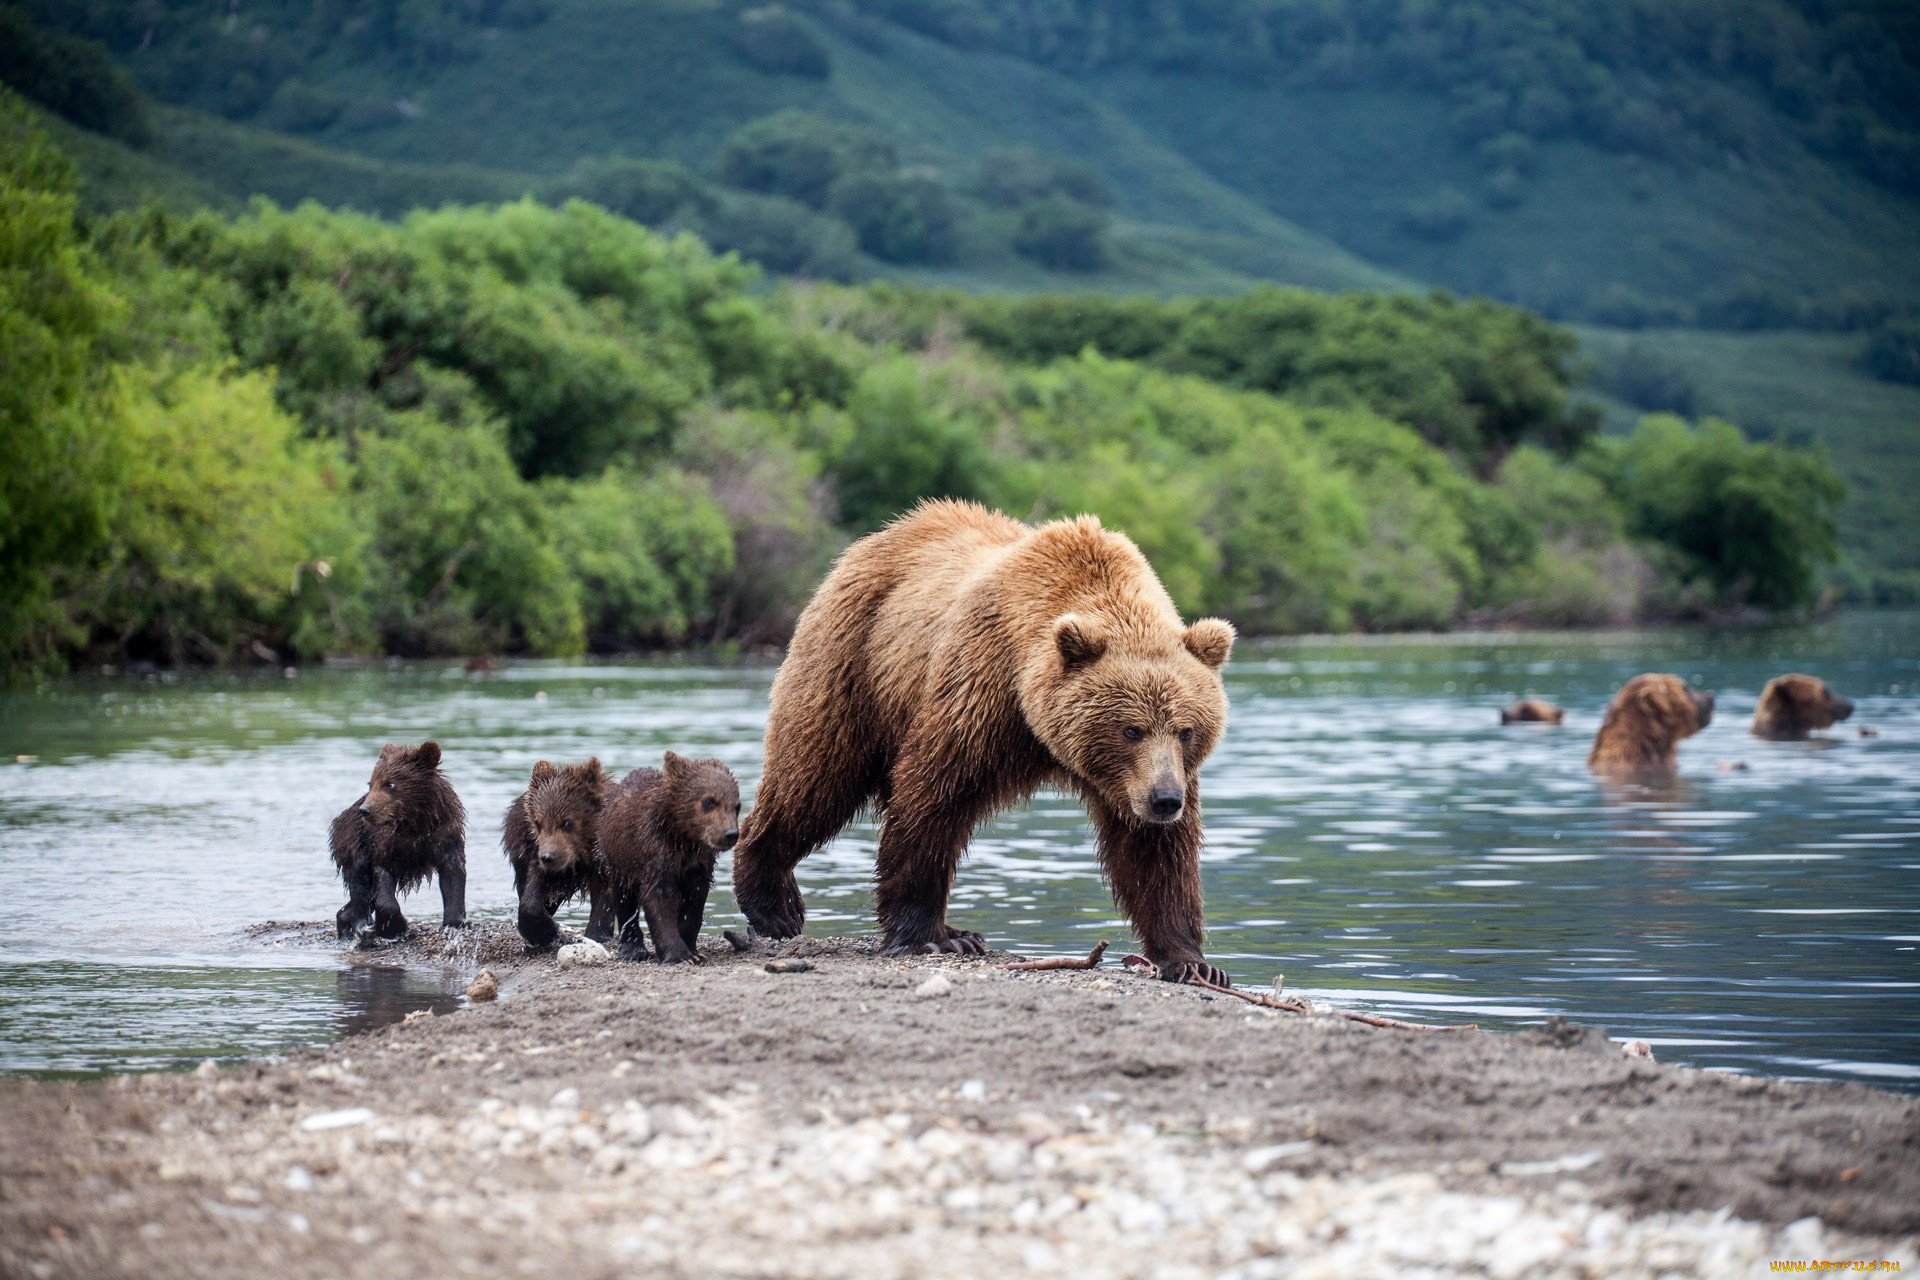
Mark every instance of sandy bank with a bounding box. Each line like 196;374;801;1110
1;924;1915;1278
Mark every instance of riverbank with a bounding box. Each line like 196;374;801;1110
1;924;1915;1279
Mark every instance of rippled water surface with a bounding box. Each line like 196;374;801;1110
2;613;1916;1085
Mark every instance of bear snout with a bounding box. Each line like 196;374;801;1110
1832;695;1854;722
1147;786;1184;822
538;849;558;868
719;828;739;850
1694;690;1715;728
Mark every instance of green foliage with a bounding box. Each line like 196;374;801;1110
0;5;152;147
1598;416;1845;610
818;357;999;531
1012;197;1110;273
548;467;735;648
75;364;358;664
969;147;1112;209
0;94;124;675
545;156;713;228
828;170;958;264
1595;342;1701;417
719;110;895;209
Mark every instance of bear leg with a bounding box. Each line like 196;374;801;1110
436;849;467;930
372;868;409;939
873;752;998;956
515;871;559;950
643;891;699;965
336;859;376;940
733;743;886;939
583;882;617;944
676;864;713;953
1093;797;1228;987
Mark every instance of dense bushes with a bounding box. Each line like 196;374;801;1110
0;101;1851;678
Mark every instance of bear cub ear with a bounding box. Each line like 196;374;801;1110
1183;618;1235;670
414;741;441;769
663;750;688;776
1053;614;1108;672
582;757;605;788
530;760;557;785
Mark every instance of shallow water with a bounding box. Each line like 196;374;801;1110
1;613;1915;1086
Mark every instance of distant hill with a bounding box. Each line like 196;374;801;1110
6;0;1919;591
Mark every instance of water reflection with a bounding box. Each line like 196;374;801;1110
0;614;1916;1086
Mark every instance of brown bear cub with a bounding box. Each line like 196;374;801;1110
330;741;466;940
587;753;741;964
502;759;608;949
1751;674;1853;740
1588;674;1715;775
733;499;1236;986
1500;699;1565;725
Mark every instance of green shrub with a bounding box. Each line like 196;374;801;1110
1598;415;1844;611
820;357;1000;531
545;156;714;228
970;147;1113;208
828;170;958;264
1012;196;1111;272
717;110;895;208
699;191;863;279
0;6;152;147
548;466;734;648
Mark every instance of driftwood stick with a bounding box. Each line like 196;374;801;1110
1184;975;1479;1033
1005;940;1108;971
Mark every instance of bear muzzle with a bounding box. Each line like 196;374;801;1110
1146;785;1184;823
1693;689;1715;729
1832;696;1854;722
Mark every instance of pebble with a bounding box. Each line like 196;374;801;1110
193;1060;220;1080
557;940;609;969
1620;1039;1655;1061
766;959;813;973
915;974;954;999
300;1107;375;1132
467;969;499;1001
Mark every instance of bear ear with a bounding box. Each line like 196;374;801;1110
663;750;688;776
582;757;605;788
1053;614;1107;673
378;742;403;761
530;760;556;785
414;741;441;769
1183;617;1235;670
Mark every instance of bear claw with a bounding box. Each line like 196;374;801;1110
1165;960;1231;987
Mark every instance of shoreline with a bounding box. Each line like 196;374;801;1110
2;924;1915;1278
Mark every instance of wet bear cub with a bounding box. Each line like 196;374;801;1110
589;753;740;964
502;759;608;949
331;741;467;940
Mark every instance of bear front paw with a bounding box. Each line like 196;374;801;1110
617;938;652;963
373;906;409;940
883;923;987;956
737;875;806;940
441;913;468;930
1162;959;1231;988
336;905;370;941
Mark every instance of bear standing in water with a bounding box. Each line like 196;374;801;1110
732;499;1235;985
1751;674;1853;739
502;759;607;949
1588;674;1715;775
330;741;466;940
588;753;741;964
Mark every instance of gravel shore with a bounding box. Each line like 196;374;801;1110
2;924;1915;1278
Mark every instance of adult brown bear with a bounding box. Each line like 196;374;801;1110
732;500;1236;985
1751;674;1853;739
1587;674;1714;775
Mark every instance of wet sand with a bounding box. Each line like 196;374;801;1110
1;923;1915;1278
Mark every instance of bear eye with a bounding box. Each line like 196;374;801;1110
561;819;573;832
1122;726;1143;742
1178;728;1193;743
384;780;396;791
702;797;718;811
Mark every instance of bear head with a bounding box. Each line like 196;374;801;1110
1501;699;1565;725
358;741;448;831
1029;611;1234;827
521;758;607;873
659;751;742;853
1589;673;1715;772
1752;674;1853;739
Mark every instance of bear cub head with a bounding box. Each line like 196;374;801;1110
1038;611;1234;827
1752;674;1853;739
519;758;608;873
1589;673;1714;773
355;741;452;832
657;751;741;853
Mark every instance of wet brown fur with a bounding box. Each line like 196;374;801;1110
1588;674;1715;775
1751;674;1854;740
329;741;467;940
587;753;741;964
1500;699;1565;725
731;499;1236;984
501;759;608;949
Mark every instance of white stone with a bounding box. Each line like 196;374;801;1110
557;940;610;968
915;974;953;998
299;1107;375;1132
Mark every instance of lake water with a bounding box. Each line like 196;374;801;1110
1;613;1916;1088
